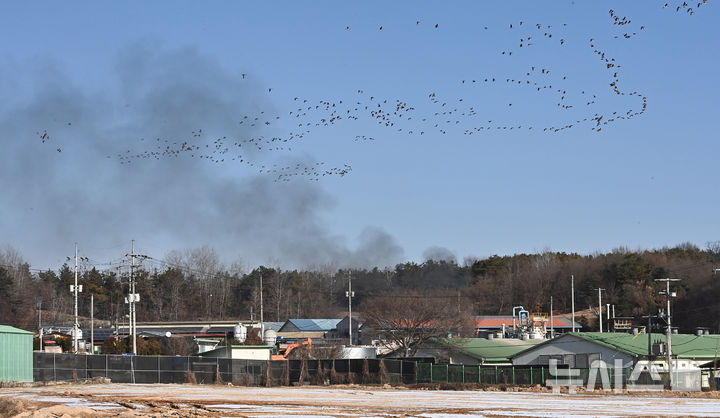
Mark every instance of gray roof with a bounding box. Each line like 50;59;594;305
511;332;720;360
263;322;285;332
280;318;342;332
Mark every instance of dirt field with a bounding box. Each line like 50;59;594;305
2;383;720;417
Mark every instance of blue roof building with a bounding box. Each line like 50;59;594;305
279;319;342;333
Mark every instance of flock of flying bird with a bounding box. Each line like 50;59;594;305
35;1;709;182
666;0;709;14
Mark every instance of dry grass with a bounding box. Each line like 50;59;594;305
0;397;25;417
184;371;197;385
379;360;389;384
232;373;254;386
329;367;345;385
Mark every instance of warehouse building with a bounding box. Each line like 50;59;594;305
0;325;34;382
402;337;544;365
512;332;720;369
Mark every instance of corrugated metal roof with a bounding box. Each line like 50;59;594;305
511;332;720;360
282;319;341;332
433;337;544;362
570;332;720;359
131;326;234;335
263;322;285;332
0;325;34;335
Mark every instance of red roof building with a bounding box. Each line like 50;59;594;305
474;316;580;329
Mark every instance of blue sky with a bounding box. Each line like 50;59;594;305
1;1;718;270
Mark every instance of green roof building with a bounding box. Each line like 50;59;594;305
401;337;544;365
512;332;720;369
0;325;34;382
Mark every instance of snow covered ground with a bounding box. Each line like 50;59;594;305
2;384;720;417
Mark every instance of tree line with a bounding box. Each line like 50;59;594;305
1;241;719;334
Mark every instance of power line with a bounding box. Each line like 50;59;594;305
0;263;52;274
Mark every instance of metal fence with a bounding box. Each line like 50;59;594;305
271;358;418;386
34;353;266;385
36;353;702;390
34;353;419;386
415;363;680;388
417;363;545;385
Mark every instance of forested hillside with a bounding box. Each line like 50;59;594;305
1;242;719;333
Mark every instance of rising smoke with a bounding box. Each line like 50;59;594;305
422;246;457;264
0;43;403;270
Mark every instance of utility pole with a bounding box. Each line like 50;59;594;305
37;301;42;352
644;313;653;358
596;288;605;333
550;296;554;339
606;303;610;332
130;241;136;354
90;294;94;354
259;272;264;342
655;277;680;389
571;275;576;332
71;243;83;353
125;240;146;355
346;271;354;346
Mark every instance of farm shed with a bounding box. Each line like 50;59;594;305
0;325;34;382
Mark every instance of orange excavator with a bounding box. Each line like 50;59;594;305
271;338;312;360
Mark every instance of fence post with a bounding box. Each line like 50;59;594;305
478;365;481;383
445;364;449;383
105;355;108;378
530;366;533;385
53;353;56;382
429;363;433;383
512;366;515;385
462;365;465;384
495;366;498;384
157;356;160;383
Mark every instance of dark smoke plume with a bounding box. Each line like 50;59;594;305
422;246;457;264
0;43;403;270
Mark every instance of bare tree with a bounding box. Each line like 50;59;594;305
362;290;472;357
267;268;287;321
